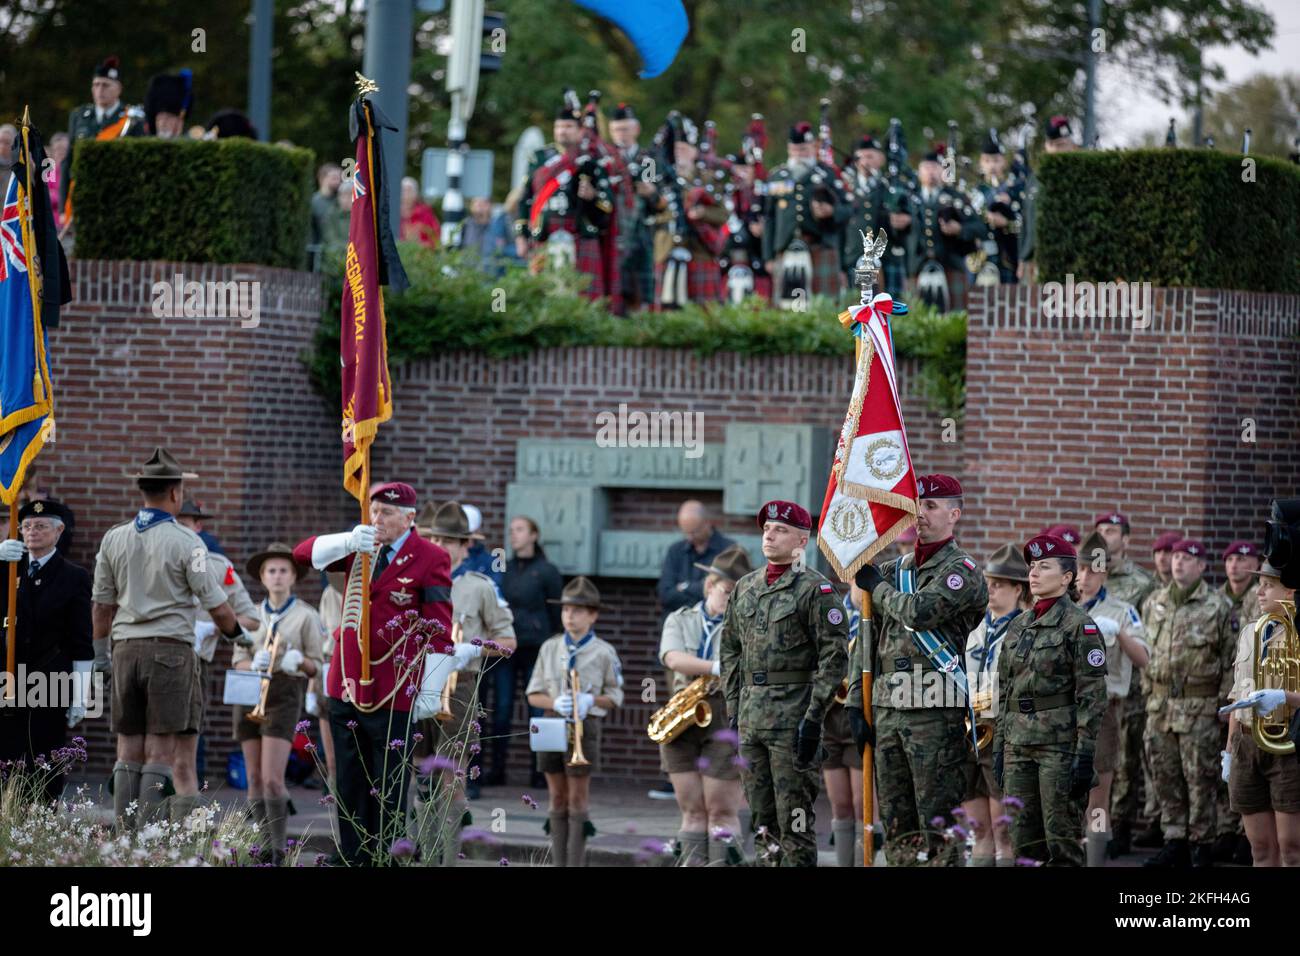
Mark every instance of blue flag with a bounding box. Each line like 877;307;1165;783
0;160;56;506
573;0;688;78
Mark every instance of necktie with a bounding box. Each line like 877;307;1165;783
374;546;393;577
28;560;38;579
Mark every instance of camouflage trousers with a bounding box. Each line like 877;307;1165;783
1215;720;1241;837
739;728;821;867
1004;744;1086;866
874;707;970;866
1144;712;1220;843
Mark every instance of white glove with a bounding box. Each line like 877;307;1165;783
1221;750;1232;783
554;691;574;717
252;649;272;672
413;652;454;721
575;692;595;720
67;660;93;728
0;539;25;562
310;525;377;569
1248;688;1289;716
347;524;378;555
278;648;304;675
710;659;721;677
1096;617;1120;643
452;642;482;670
305;691;319;717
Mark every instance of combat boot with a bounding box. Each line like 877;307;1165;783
1143;838;1190;867
1192;842;1215;868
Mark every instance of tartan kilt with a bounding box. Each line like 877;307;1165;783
753;274;773;301
775;243;844;300
620;247;655;310
881;258;909;300
576;236;607;299
654;254;723;304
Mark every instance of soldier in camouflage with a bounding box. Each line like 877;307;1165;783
1141;539;1235;867
993;534;1107;867
845;474;987;866
721;499;847;867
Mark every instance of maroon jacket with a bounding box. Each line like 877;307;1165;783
293;532;452;712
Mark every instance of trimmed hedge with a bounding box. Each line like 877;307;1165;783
1038;149;1300;293
306;244;968;413
73;138;314;269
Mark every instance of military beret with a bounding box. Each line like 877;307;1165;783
18;499;69;524
856;135;883;152
1152;531;1182;552
1172;539;1206;558
1221;540;1259;560
980;129;1003;155
611;102;636;121
917;474;962;499
1045;523;1082;545
757;499;811;531
789;121;815;144
95;55;122;82
1094;511;1129;530
369;482;417;508
1024;533;1076;564
1045;115;1072;141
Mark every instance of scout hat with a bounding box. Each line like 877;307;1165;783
127;447;197;480
422;501;474;540
548;575;603;610
1252;558;1285;580
1079;530;1112;572
18;499;69;524
757;499;811;531
177;499;214;521
984;543;1029;582
246;542;303;580
1024;533;1076;564
694;544;755;583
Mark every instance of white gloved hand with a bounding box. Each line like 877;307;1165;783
1221;750;1232;782
347;524;378;555
413;652;454;721
305;691;319;717
310;525;377;569
1096;617;1120;642
452;642;482;670
278;648;304;675
1248;688;1289;716
575;692;595;720
710;659;721;677
67;659;94;728
554;691;574;717
252;649;272;672
0;539;25;562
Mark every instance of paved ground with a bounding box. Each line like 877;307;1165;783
64;772;1186;866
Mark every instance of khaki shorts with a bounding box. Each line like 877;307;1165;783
1094;698;1122;774
966;743;1002;800
234;675;306;743
110;637;201;736
537;718;600;777
659;693;740;779
1229;730;1300;815
413;676;480;767
821;704;863;771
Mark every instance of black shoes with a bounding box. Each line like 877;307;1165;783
1143;838;1190;867
1132;822;1165;849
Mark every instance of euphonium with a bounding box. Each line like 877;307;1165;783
647;676;719;744
965;689;995;752
1252;600;1297;756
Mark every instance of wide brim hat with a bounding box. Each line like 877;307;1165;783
246;542;305;580
420;501;474;540
127;446;197;480
694;545;754;583
984;543;1029;583
1252;559;1285;580
177;498;214;521
548;575;603;609
1078;531;1112;572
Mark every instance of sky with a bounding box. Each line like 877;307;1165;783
1102;0;1299;146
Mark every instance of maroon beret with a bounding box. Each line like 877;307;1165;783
757;499;811;531
1221;540;1259;560
1152;531;1181;552
1172;539;1206;558
369;482;418;508
1024;533;1076;564
917;474;963;499
1046;523;1081;545
1094;511;1128;529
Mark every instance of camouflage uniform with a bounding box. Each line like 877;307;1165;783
722;565;848;867
1105;559;1158;839
845;541;987;865
1142;579;1234;845
994;596;1107;866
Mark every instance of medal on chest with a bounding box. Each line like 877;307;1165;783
391;588;414;607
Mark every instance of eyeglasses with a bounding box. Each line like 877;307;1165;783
20;521;57;533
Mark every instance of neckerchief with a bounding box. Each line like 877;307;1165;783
134;508;175;533
565;631;595;672
699;605;724;662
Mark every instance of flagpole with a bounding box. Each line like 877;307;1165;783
861;590;873;866
4;503;15;699
360;451;372;687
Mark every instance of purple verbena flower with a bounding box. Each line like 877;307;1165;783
712;728;740;746
390;838;415;860
295;720;311;734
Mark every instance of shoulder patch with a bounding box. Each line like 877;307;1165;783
1127;607;1140;626
223;565;236;587
945;573;964;591
961;557;977;570
1083;623;1099;635
827;607;844;626
1086;648;1106;668
819;583;834;594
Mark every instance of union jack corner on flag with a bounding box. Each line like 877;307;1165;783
816;289;919;582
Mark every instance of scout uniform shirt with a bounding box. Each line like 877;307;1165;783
965;609;1023;712
1227;616;1288;731
1079;588;1149;699
721;565;848;732
1141;578;1234;728
92;509;228;643
993;595;1108;757
847;540;988;712
191;550;258;663
450;569;516;674
232;596;326;680
659;601;725;696
526;631;624;717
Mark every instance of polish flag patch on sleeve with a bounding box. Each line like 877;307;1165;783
1083;623;1099;635
962;557;976;570
223;565;236;586
819;583;835;594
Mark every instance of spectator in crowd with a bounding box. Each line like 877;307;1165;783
456;196;511;275
399;176;439;248
309;162;344;270
0;124;17;177
47;133;70;229
497;515;563;788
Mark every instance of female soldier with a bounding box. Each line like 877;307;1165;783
658;545;751;865
233;543;325;863
993;534;1107;866
962;544;1031;865
1076;530;1150;866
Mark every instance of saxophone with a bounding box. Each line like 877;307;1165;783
647;676;719;744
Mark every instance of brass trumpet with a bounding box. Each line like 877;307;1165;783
1253;600;1297;756
568;667;591;768
965;689;995;752
246;623;282;724
435;618;463;723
